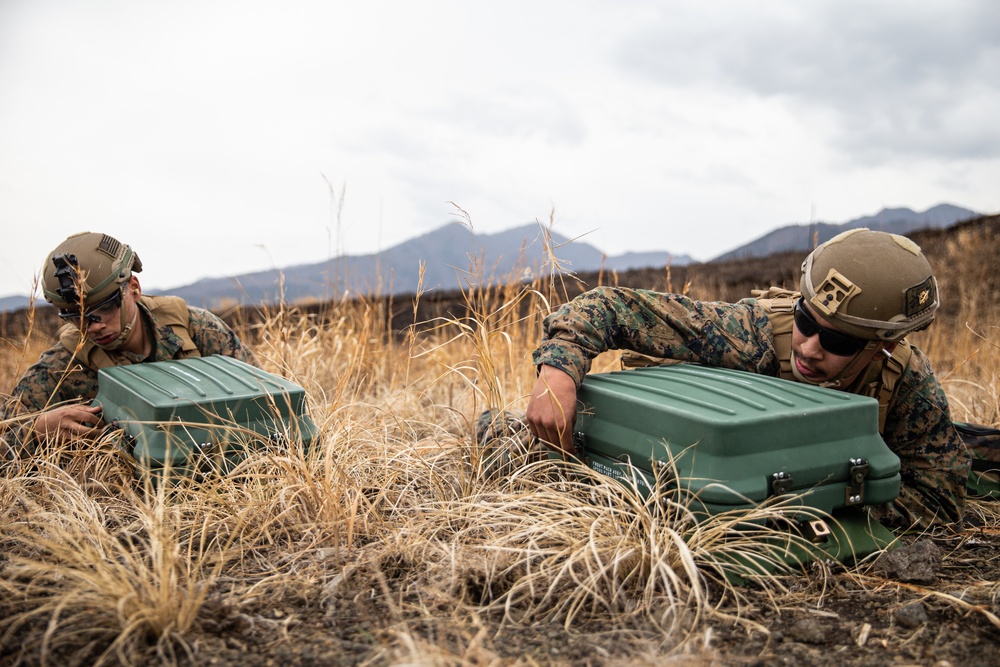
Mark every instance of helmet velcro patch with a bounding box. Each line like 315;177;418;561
97;234;123;259
905;276;937;317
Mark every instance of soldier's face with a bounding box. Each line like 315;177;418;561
791;301;882;384
83;277;138;346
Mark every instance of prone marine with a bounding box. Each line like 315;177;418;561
502;229;970;530
2;231;257;456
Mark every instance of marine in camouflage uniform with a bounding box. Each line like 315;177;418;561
12;298;256;414
485;229;970;531
2;232;257;457
530;287;968;529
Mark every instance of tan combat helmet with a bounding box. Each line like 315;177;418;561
41;232;142;314
799;228;939;342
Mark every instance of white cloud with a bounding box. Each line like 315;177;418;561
1;0;997;299
619;0;1000;163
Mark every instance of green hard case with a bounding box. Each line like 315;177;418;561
570;364;901;516
94;355;317;476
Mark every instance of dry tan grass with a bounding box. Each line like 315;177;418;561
0;220;997;665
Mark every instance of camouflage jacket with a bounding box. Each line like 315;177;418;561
2;298;257;454
532;286;970;530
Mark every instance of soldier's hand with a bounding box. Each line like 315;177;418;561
526;365;578;456
33;404;105;439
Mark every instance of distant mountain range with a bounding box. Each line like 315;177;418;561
149;224;695;310
0;203;983;312
710;203;979;262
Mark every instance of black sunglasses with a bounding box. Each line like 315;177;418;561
58;287;124;325
793;299;869;357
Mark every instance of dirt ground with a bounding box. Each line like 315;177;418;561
10;509;996;667
222;528;1000;667
206;528;998;667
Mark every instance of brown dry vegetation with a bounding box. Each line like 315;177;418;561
0;215;997;666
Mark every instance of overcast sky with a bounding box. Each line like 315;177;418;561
1;0;998;299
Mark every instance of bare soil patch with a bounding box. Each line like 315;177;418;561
7;515;996;666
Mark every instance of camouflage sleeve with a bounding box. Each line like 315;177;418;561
2;344;97;458
531;287;778;385
9;344;97;411
0;396;29;459
186;307;260;367
871;346;970;529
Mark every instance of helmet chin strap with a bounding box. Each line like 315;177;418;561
790;343;880;389
94;297;139;352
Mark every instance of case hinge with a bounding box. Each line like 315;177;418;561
845;457;870;506
770;471;794;495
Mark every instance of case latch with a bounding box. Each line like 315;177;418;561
845;457;870;506
770;471;794;495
